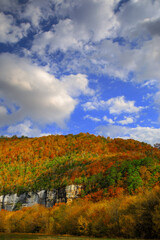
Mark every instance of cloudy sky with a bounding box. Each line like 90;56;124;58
1;0;160;145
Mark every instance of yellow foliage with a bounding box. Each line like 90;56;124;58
152;201;160;238
0;187;159;238
77;215;89;235
119;214;136;238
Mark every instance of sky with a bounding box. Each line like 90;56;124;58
1;0;160;145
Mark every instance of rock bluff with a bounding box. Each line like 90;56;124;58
0;185;83;211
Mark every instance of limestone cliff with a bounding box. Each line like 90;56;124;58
0;185;83;211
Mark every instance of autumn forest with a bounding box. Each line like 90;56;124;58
0;133;160;238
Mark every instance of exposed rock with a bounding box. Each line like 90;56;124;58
0;185;83;211
66;184;83;198
66;184;83;203
22;192;39;208
46;190;57;207
56;188;66;203
3;193;20;211
38;190;47;206
0;195;4;210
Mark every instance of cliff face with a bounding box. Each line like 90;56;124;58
0;185;83;211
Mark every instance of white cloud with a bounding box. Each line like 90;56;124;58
143;93;153;101
27;0;159;88
0;106;7;116
7;120;51;138
84;115;101;122
1;0;160;86
61;74;94;97
96;125;160;145
82;98;112;111
51;0;160;88
153;91;160;119
103;115;115;124
31;0;119;56
54;0;119;42
116;0;160;40
82;96;142;115
0;0;55;30
52;0;160;119
23;1;45;27
1;0;160;133
88;35;160;83
118;116;134;125
0;0;19;13
0;53;93;128
32;19;82;54
107;96;142;114
142;79;158;88
82;100;101;111
3;0;160;92
100;1;160;84
0;12;30;43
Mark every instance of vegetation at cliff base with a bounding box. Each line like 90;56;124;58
0;186;160;238
0;133;160;238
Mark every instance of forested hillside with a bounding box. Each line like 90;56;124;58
0;133;160;238
0;133;160;198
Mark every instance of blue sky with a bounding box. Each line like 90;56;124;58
1;0;160;145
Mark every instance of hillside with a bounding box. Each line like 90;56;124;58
0;133;160;198
0;133;160;238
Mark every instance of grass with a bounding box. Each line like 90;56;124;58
0;234;150;240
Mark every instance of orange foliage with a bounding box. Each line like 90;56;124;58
0;133;159;196
0;186;159;238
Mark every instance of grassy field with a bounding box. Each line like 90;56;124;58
0;234;149;240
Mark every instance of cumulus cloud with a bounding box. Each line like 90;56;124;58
24;0;160;126
0;0;54;28
61;74;94;97
118;116;134;125
96;125;160;145
84;115;101;122
116;0;160;40
3;0;160;88
27;0;160;88
46;0;160;88
88;35;160;83
1;0;160;140
96;0;160;84
22;0;52;27
32;19;84;55
0;53;93;127
7;120;51;138
0;106;7;116
82;98;111;111
0;0;19;13
54;0;119;42
103;116;115;124
82;96;142;114
0;12;30;43
107;96;142;114
30;0;119;57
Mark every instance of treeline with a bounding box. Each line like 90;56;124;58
0;186;160;239
0;133;160;197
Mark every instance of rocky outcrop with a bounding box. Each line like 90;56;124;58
65;184;83;203
0;185;83;211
